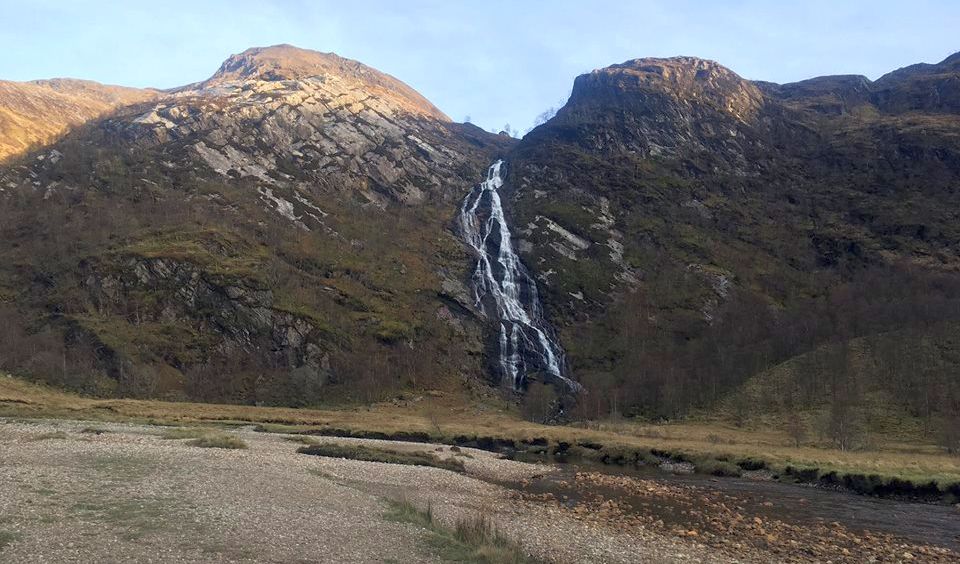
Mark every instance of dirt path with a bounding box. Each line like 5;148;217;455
0;418;737;563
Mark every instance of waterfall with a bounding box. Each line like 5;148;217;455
459;160;579;392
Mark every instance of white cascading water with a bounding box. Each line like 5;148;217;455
459;160;579;392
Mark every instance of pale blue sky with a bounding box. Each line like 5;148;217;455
1;0;957;132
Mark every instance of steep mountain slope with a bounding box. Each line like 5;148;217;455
0;45;512;404
3;45;960;425
0;78;158;162
504;52;960;420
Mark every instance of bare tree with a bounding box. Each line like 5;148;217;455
522;380;558;422
938;415;960;455
785;412;807;447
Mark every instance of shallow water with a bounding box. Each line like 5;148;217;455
511;459;960;551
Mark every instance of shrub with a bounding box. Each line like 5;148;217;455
736;457;768;471
160;427;210;440
693;457;743;477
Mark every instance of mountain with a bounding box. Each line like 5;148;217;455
0;78;157;161
505;52;960;423
1;45;960;431
201;44;448;120
0;45;512;404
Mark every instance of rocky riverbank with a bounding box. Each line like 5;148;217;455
0;418;729;563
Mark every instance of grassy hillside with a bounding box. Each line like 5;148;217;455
0;119;509;405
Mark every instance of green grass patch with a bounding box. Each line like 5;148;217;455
691;457;743;477
70;497;188;540
298;443;464;473
384;499;533;564
72;316;212;366
160;427;211;440
186;435;248;450
119;228;268;280
0;530;21;550
385;498;435;528
283;435;320;445
160;427;247;449
83;454;157;481
28;431;68;441
373;319;417;343
776;464;960;501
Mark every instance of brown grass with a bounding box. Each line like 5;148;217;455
3;374;959;485
384;498;532;563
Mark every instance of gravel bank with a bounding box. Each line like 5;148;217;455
0;418;738;563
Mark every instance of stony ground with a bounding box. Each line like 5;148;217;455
512;471;960;563
0;418;739;563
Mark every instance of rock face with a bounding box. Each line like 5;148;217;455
114;44;494;205
0;78;157;161
0;45;512;403
569;57;763;123
203;44;449;120
504;52;960;417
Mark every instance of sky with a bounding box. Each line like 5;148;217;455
1;0;958;133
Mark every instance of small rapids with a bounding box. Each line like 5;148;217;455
459;160;578;391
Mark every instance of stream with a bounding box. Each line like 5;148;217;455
506;459;960;552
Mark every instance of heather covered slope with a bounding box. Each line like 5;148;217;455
504;52;960;427
0;45;513;404
0;78;158;162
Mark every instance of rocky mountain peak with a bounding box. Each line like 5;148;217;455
569;56;764;122
868;50;960;114
200;44;448;120
876;50;960;83
209;44;369;82
114;43;502;208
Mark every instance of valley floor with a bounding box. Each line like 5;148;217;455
3;376;960;562
0;418;726;563
1;418;958;563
